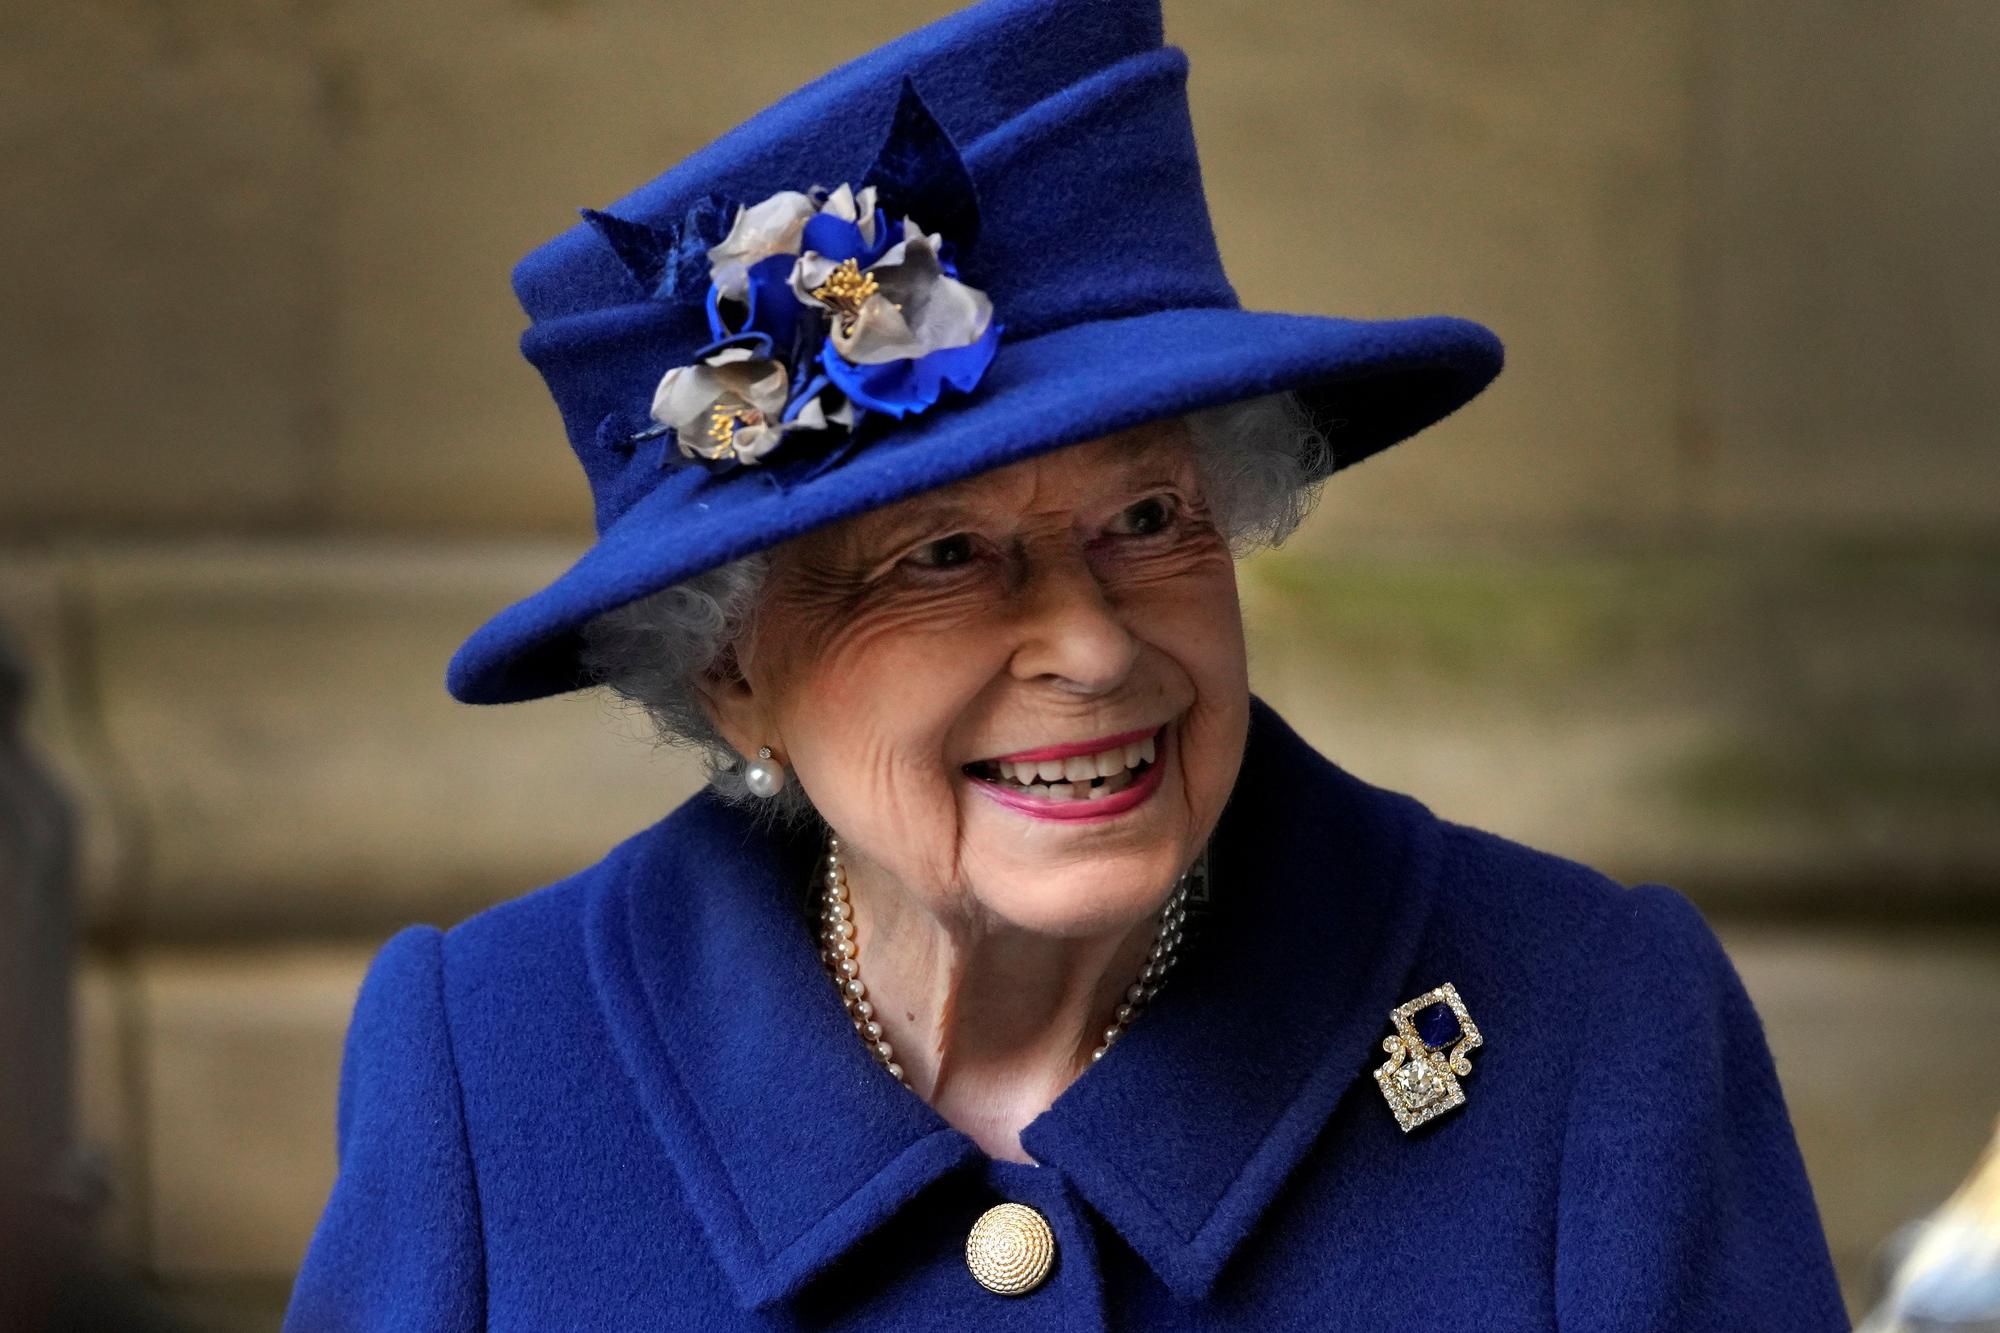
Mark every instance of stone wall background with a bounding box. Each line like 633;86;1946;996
3;0;1996;1325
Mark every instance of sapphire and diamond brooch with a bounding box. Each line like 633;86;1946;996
1375;983;1482;1133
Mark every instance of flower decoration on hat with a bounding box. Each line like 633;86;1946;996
582;80;1001;469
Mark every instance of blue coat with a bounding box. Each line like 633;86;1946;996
287;701;1847;1330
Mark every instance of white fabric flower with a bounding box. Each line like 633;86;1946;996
650;346;793;464
706;190;817;301
795;220;995;366
650;345;853;465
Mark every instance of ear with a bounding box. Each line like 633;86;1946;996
693;649;772;764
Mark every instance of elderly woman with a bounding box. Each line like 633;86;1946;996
288;1;1847;1329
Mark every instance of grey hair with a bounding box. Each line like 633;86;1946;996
579;391;1330;821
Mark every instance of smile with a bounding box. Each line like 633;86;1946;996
962;726;1168;820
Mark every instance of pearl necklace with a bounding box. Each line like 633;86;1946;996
816;833;1194;1088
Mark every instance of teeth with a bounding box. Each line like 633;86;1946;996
979;730;1160;799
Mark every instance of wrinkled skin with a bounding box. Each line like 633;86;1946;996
702;420;1251;1158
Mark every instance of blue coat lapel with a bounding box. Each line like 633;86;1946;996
585;698;1440;1310
585;804;980;1310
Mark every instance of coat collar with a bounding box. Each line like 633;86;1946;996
586;698;1441;1309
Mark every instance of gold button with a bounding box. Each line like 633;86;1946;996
965;1201;1056;1295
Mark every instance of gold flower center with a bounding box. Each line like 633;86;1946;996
706;403;764;453
811;258;880;335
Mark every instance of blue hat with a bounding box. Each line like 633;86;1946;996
447;0;1503;704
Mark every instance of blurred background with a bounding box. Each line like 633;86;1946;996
2;0;1997;1327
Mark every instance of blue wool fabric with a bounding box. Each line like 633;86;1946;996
287;702;1847;1331
445;0;1505;705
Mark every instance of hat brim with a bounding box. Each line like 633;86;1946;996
447;306;1501;703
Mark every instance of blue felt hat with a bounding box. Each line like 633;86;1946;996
447;0;1503;704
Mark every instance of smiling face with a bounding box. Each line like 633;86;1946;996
705;420;1251;938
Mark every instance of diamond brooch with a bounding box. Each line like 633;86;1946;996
1375;982;1482;1133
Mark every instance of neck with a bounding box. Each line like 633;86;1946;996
835;848;1171;1163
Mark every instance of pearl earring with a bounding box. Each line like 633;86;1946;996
744;746;787;799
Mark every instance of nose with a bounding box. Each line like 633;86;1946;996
1006;546;1139;694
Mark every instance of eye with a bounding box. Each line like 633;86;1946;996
902;532;980;570
1107;494;1177;537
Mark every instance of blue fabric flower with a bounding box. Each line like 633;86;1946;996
824;317;1001;418
706;253;808;357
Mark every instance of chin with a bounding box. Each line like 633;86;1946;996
972;844;1192;939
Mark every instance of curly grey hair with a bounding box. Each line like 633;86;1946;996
580;391;1330;821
